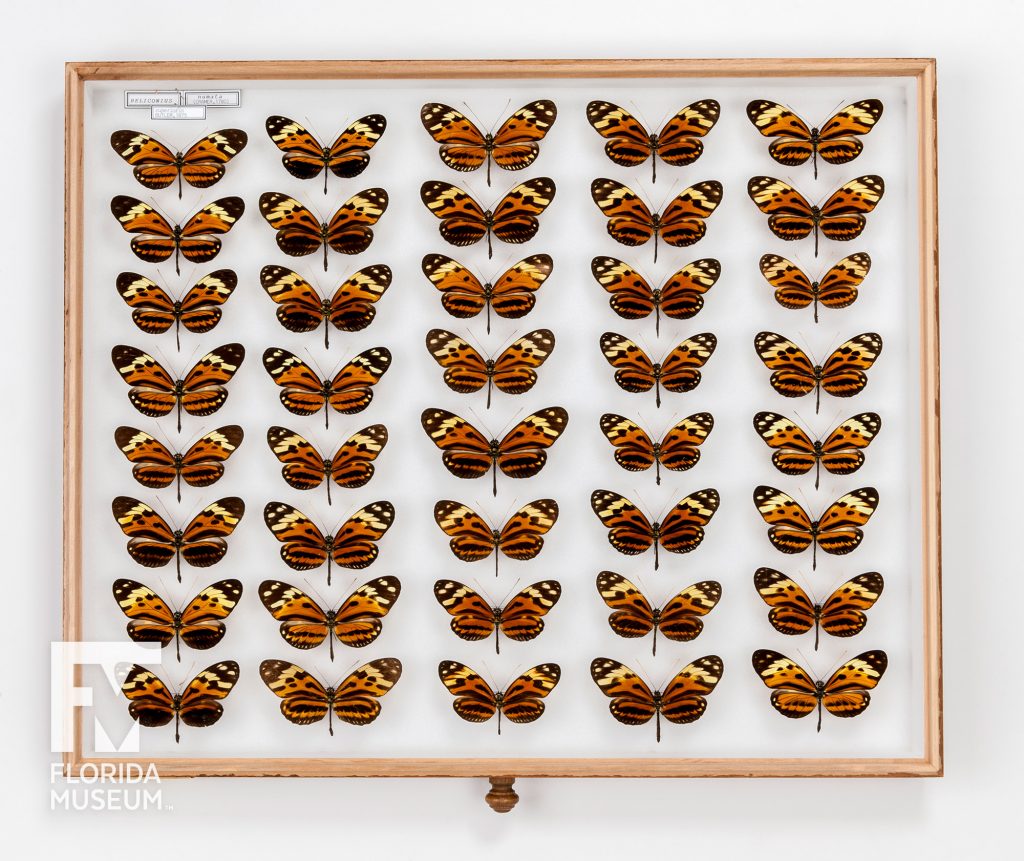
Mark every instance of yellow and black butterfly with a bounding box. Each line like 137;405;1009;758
110;196;244;275
599;412;713;485
420;178;555;258
116;270;237;349
600;332;717;407
751;649;887;732
260;658;402;735
590;656;723;742
586;100;720;182
438;661;560;734
420;100;557;185
121;661;239;743
596;572;721;655
433;580;561;653
746;99;883;178
110;129;248;197
112;578;242;661
258;576;401;660
265;114;386;193
259;190;388;271
754;568;884;650
753;485;879;570
759;253;871;322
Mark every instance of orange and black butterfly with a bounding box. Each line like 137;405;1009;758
420;100;557;185
116;269;237;349
110;129;248;198
420;177;555;258
590;656;723;742
596;572;721;655
751;649;887;732
422;254;553;333
111;343;244;432
112;578;242;661
265;114;386;193
600;332;716;408
759;253;871;322
433;580;561;653
260;658;402;736
110;196;244;275
259;190;388;271
433;498;558;576
266;424;388;504
753;485;879;570
121;661;239;743
753;411;881;489
260;264;392;348
112;496;245;580
115;425;243;502
590;488;720;571
754;331;882;413
438;661;560;734
425;328;555;408
262;346;391;429
747;176;884;256
746;100;884;178
586;100;720;183
754;568;884;650
591;178;722;263
599;412;713;485
592;256;720;335
258;576;401;660
263;500;395;586
421;406;569;496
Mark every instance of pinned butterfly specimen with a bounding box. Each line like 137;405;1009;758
438;661;560;734
265;114;387;193
112;578;242;661
258;576;401;660
586;99;720;183
260;658;402;735
266;424;388;504
590;178;722;263
262;346;391;429
111;496;245;581
110;129;248;198
433;580;561;653
751;649;887;732
425;328;555;408
121;661;239;743
422;253;553;333
263;500;395;586
433;498;558;576
596;572;721;655
590;656;722;742
420;100;557;185
592;256;720;335
600;332;717;408
759;253;871;323
420;177;555;258
754;568;884;650
753;485;879;570
590;488;720;571
116;269;237;349
753;411;881;489
258;189;388;271
754;331;882;413
110;195;244;275
599;412;713;485
747;176;884;256
111;343;244;432
114;425;243;502
260;264;392;348
746;99;883;178
421;406;569;496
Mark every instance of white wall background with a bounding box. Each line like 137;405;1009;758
1;0;1018;856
